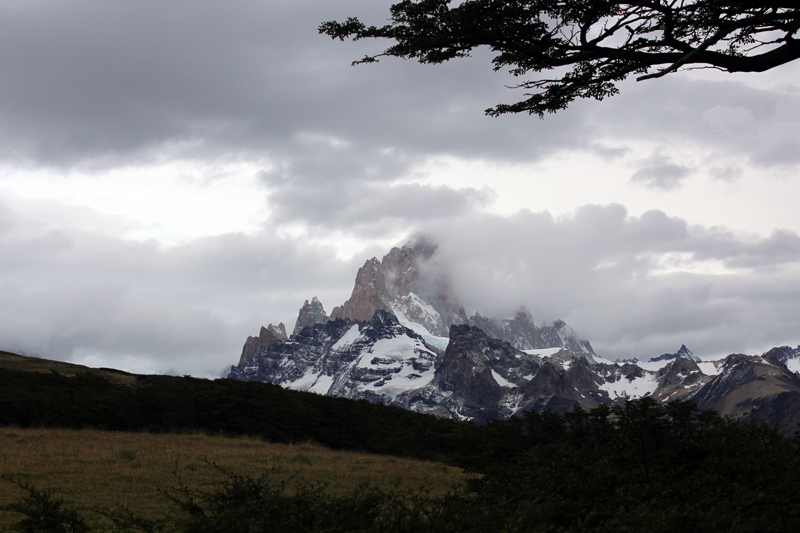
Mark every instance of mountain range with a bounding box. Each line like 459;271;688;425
228;238;800;428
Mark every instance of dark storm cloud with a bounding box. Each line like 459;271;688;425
1;0;795;191
0;1;590;172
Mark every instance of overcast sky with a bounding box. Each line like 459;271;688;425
1;1;799;376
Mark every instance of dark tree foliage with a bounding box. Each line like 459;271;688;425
0;476;90;533
320;1;800;116
4;392;800;532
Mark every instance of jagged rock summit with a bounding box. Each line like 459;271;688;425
324;237;594;353
238;323;287;365
330;236;463;338
293;297;329;336
649;344;701;363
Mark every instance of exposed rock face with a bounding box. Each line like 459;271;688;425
329;237;462;335
232;319;354;386
230;310;440;406
652;357;709;401
689;352;800;430
329;258;392;324
292;297;329;336
432;324;539;421
229;312;605;421
764;346;800;371
238;323;287;365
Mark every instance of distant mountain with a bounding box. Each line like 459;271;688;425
649;344;701;363
229;238;800;427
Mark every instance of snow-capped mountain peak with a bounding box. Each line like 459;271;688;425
229;239;800;429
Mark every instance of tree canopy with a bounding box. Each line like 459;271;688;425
320;1;800;117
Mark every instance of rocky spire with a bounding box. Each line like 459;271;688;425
238;322;287;365
329;258;391;323
649;344;700;363
293;297;329;336
328;236;461;333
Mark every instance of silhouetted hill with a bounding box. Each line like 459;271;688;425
0;350;465;462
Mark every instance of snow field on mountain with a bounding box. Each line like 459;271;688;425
634;360;672;372
591;354;617;365
286;367;335;395
400;293;440;324
310;375;335;394
357;335;436;397
287;368;319;391
599;373;659;400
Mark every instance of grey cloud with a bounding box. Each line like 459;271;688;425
690;228;800;269
416;205;800;360
3;197;800;372
268;181;493;233
0;201;363;375
595;74;800;171
709;166;743;182
0;281;231;375
0;1;593;173
751;139;800;167
629;156;692;190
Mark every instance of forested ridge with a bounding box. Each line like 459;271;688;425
2;354;800;531
0;366;464;461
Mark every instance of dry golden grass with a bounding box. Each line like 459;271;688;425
0;428;470;528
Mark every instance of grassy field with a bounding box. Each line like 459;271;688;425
0;427;470;529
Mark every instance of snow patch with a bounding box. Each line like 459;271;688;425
633;360;674;372
591;354;617;365
287;368;320;391
697;361;722;376
309;374;334;394
523;347;562;358
332;324;361;350
392;304;450;350
785;358;800;374
491;369;514;388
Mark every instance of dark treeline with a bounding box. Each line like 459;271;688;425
3;367;800;531
0;368;465;461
